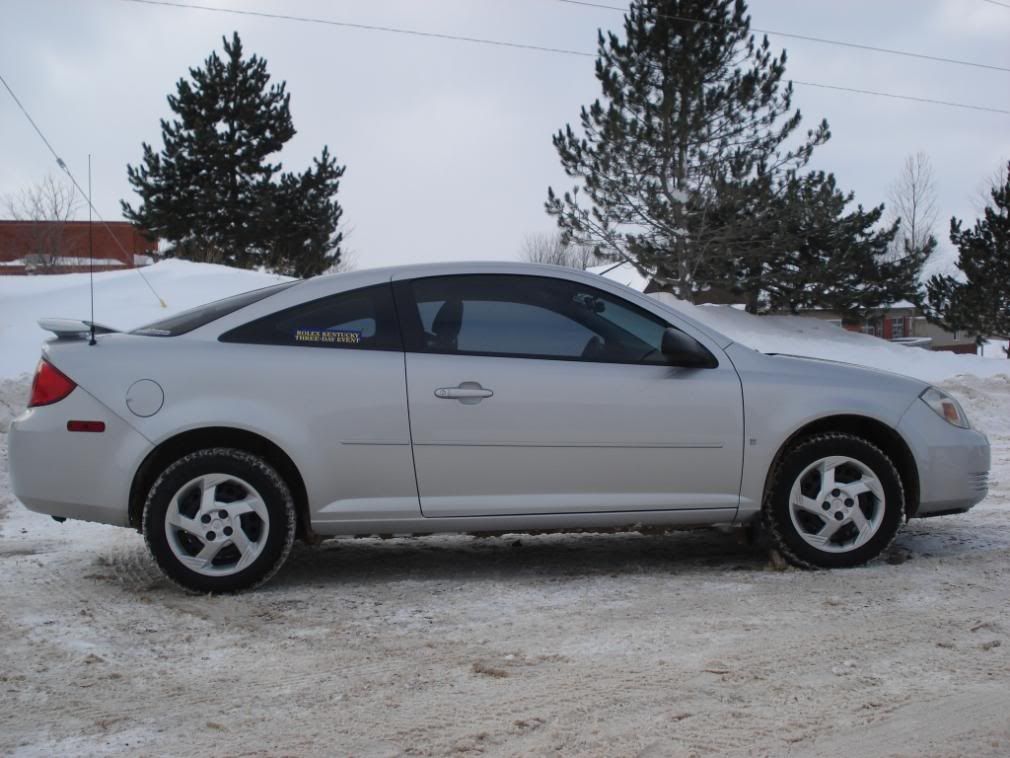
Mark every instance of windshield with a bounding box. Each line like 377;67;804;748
132;281;299;337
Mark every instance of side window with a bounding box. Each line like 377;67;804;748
220;283;402;350
400;275;672;364
416;296;595;358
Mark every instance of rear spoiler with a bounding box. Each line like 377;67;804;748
38;318;120;339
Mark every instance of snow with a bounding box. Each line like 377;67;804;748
984;339;1009;358
0;260;291;380
0;258;129;267
40;257;127;267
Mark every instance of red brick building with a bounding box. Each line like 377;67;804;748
810;302;980;354
0;220;157;275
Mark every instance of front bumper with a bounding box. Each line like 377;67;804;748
8;388;152;527
898;398;991;517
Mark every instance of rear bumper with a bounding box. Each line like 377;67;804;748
898;400;991;517
8;388;151;527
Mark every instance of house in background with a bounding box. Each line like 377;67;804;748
591;261;978;355
0;220;157;275
802;302;979;354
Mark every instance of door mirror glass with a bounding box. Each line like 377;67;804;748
661;327;717;368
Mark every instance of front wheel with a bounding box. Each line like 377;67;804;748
764;433;905;569
143;448;296;592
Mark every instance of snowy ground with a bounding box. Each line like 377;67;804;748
2;264;1010;755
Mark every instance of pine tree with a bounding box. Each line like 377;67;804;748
263;147;345;278
923;161;1010;351
745;171;920;317
546;0;829;300
122;33;345;275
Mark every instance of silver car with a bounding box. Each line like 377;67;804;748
8;263;991;592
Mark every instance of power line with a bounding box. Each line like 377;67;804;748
981;0;1010;8
0;71;167;307
120;0;594;59
792;80;1008;115
114;0;1010;116
557;0;1010;74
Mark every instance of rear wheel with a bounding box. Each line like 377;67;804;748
143;448;296;592
764;433;904;568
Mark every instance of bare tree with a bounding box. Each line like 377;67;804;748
887;152;939;259
325;248;356;274
520;232;599;270
3;174;83;271
973;160;1009;214
323;221;357;274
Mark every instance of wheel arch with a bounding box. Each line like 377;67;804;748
763;414;921;517
129;427;314;540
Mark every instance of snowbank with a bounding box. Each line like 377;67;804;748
0;260;290;380
652;293;1010;384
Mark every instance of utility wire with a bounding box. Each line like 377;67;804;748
120;0;594;58
115;0;1008;115
0;71;167;307
980;0;1010;8
557;0;1010;74
792;80;1008;114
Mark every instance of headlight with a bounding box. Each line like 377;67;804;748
920;387;971;429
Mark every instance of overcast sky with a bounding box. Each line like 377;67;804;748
2;0;1008;273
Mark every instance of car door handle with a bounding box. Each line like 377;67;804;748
434;382;494;403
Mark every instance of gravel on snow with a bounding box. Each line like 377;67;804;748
1;374;1009;756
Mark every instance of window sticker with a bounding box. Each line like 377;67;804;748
293;328;362;345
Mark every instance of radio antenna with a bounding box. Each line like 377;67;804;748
88;154;96;346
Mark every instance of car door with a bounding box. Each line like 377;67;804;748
393;273;744;518
217;282;420;524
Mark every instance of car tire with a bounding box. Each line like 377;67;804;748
143;448;296;593
764;433;904;569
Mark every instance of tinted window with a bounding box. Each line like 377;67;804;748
417;298;595;357
133;281;298;337
401;275;671;364
220;283;401;350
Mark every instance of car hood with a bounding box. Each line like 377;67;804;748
726;343;931;396
764;352;930;385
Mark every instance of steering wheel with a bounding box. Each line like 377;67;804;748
637;347;659;363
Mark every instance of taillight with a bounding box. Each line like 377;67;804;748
29;359;77;407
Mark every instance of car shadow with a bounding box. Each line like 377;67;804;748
266;511;1008;590
268;528;770;589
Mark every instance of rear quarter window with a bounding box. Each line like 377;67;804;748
219;283;402;350
132;281;298;337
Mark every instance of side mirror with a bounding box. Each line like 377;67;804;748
661;327;718;369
